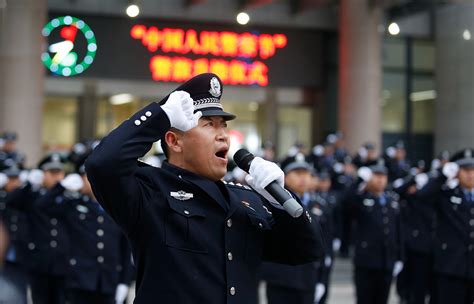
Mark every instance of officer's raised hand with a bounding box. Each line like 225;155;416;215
161;91;202;132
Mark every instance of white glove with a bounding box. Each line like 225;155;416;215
442;162;459;180
19;170;29;184
60;174;84;192
115;283;129;304
28;169;44;188
415;173;429;189
245;157;284;206
332;238;341;252
357;166;372;182
312;145;324;156
0;173;7;189
386;146;396;159
392;261;404;277
314;283;326;303
324;255;332;267
160;91;202;132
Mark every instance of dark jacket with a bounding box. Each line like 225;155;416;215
85;102;323;304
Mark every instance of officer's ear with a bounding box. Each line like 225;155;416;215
164;129;184;154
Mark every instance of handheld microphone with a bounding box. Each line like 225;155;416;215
233;149;303;218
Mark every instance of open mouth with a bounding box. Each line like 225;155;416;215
215;147;229;160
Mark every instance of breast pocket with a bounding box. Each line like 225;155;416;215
164;197;208;254
245;208;271;266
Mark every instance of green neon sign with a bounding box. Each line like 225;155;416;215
41;16;97;76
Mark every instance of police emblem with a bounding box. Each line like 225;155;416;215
209;77;221;97
170;190;194;200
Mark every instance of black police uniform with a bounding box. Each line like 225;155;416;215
64;193;134;304
415;164;474;303
8;182;70;304
260;191;323;304
85;73;323;304
345;185;403;304
0;183;29;304
393;175;435;304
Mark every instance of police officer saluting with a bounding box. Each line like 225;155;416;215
414;148;474;302
344;160;404;304
85;73;323;304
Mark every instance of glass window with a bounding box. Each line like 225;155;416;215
411;76;435;133
43;96;78;151
382;38;406;69
413;40;435;71
382;72;406;132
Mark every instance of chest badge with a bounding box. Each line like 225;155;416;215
170;190;194;201
241;200;256;211
363;199;375;207
450;196;462;205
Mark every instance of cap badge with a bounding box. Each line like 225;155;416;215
209;77;221;97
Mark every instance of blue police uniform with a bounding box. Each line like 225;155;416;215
85;89;323;303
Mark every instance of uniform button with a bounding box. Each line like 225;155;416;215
28;242;35;250
184;210;190;215
412;230;419;237
50;218;58;225
384;228;390;235
50;229;58;236
116;265;123;272
70;258;76;266
469;245;474;251
382;207;387;213
471;208;474;215
145;111;152;117
79;214;86;220
383;217;389;224
97;256;104;263
441;243;447;250
10;224;17;232
97;242;104;250
452;205;458;211
97;216;104;223
97;229;104;237
361;241;368;248
470;232;474;239
470;219;474;226
227;252;233;261
229;287;236;295
258;222;263;228
134;120;141;126
140;115;147;121
50;240;57;248
227;219;232;228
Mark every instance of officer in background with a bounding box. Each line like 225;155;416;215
310;170;341;303
0;166;28;304
64;166;133;304
393;171;434;304
344;161;404;304
353;143;379;168
414;148;474;302
260;156;322;304
7;154;69;304
0;132;25;171
85;73;323;304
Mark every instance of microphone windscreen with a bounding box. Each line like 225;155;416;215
233;149;254;173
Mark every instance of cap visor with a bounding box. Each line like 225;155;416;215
199;109;236;120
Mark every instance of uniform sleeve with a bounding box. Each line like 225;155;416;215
119;234;135;285
261;197;325;265
85;103;171;236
